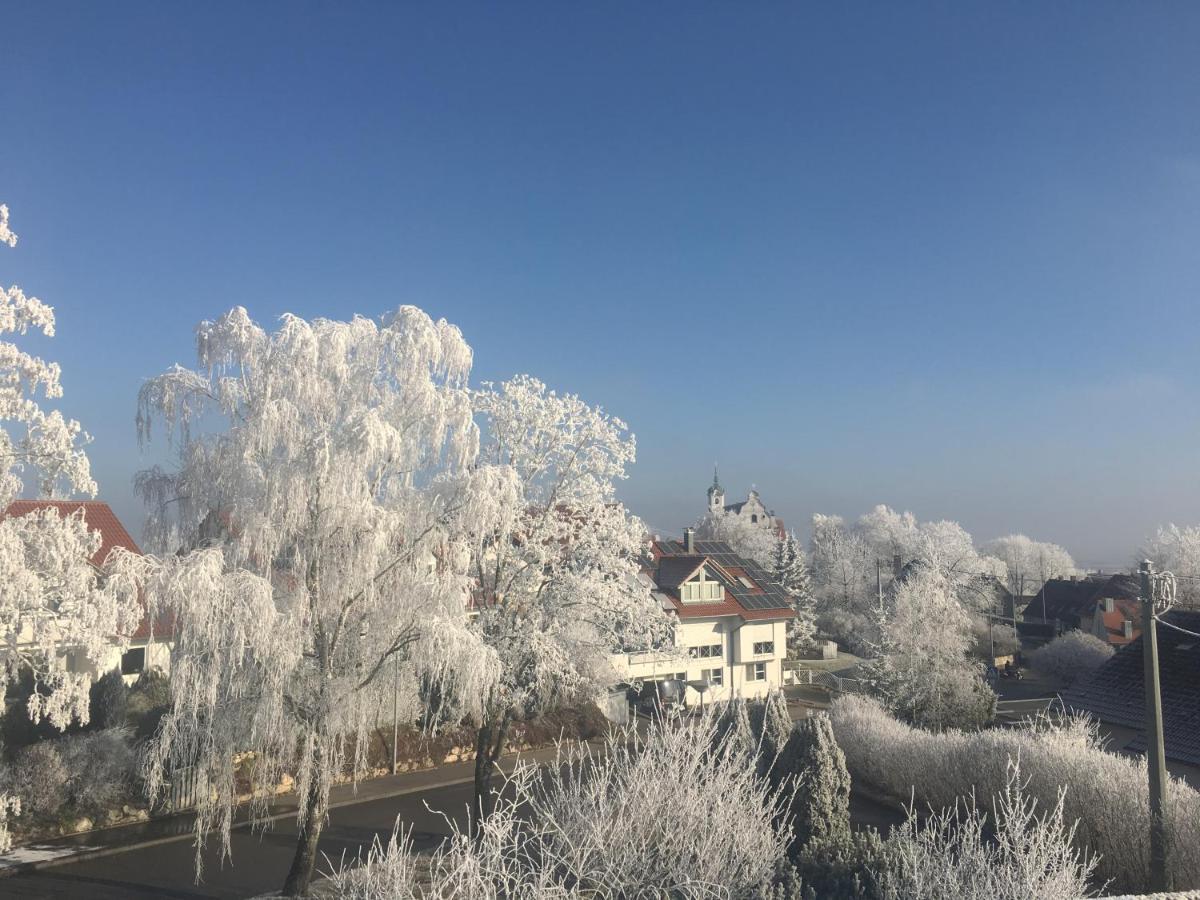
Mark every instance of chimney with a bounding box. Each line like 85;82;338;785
1123;619;1134;639
1103;597;1114;614
683;527;695;554
892;554;902;578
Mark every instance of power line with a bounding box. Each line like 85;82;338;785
1153;615;1200;640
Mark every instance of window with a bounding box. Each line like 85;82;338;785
753;640;774;656
751;514;758;523
747;661;766;682
681;579;723;601
675;672;687;682
688;643;722;659
120;647;146;676
703;667;723;686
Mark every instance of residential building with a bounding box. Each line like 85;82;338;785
1063;609;1200;767
613;527;794;705
1021;573;1141;647
4;500;171;684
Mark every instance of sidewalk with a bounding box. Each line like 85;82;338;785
0;741;571;879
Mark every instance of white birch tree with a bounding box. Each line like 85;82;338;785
116;305;498;896
0;203;140;728
460;375;670;826
0;202;143;851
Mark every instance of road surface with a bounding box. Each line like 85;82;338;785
3;773;902;898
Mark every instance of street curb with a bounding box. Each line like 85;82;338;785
0;770;480;880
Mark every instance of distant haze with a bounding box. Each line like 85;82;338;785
6;5;1200;566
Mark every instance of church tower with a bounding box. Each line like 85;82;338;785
707;466;725;512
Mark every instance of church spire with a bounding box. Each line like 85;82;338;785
707;464;725;511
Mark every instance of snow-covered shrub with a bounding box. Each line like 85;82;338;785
3;740;67;819
88;669;128;730
124;668;170;739
0;728;139;832
1029;630;1114;684
330;708;794;898
879;759;1097;900
830;694;1200;893
57;727;138;816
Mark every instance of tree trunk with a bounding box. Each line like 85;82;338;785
282;780;325;897
471;715;510;836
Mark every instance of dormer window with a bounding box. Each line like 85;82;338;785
681;566;724;602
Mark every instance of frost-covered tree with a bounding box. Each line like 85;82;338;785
0;205;140;730
983;534;1077;599
809;514;870;611
1141;524;1200;605
779;713;851;849
0;203;143;852
1029;630;1114;685
696;506;778;568
773;532;817;653
461;375;670;827
864;566;995;731
117;306;498;896
857;504;919;568
880;759;1097;900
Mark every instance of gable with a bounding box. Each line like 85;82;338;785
679;564;725;602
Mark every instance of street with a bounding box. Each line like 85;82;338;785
2;765;903;898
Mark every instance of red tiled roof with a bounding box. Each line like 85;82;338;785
4;500;141;565
1095;599;1141;646
3;500;170;641
647;538;792;623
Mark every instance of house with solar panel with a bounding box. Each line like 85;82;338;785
613;526;794;706
3;500;172;685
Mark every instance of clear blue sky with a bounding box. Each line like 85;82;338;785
4;3;1200;565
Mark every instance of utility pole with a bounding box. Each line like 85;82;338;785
391;654;399;776
1140;560;1169;891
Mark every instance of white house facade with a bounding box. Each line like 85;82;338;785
613;528;794;706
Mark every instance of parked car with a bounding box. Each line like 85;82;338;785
634;678;686;713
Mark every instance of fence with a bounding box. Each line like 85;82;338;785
790;668;864;696
166;765;201;812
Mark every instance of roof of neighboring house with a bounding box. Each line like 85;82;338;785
5;500;141;564
1022;574;1139;624
3;500;170;642
1094;597;1142;646
1063;610;1200;766
648;539;793;622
